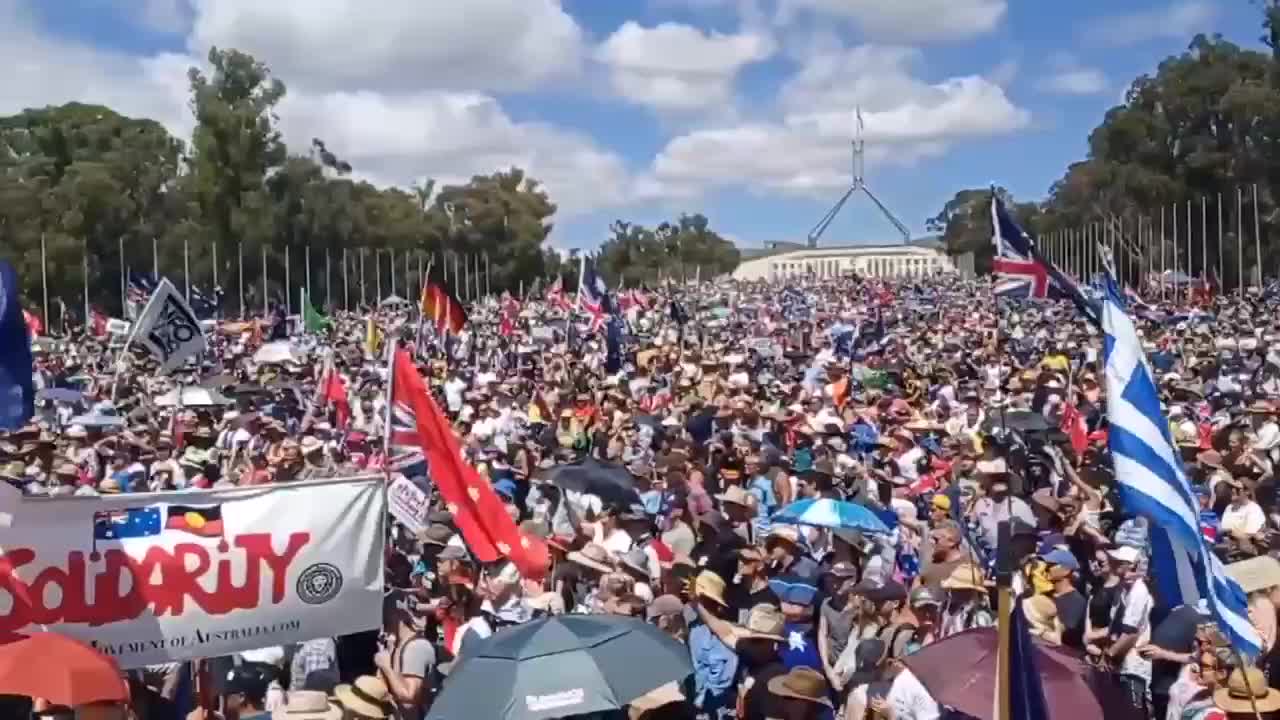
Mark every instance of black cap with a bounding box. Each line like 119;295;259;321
864;580;908;603
223;666;270;698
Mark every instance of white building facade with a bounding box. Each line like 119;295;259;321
731;244;955;282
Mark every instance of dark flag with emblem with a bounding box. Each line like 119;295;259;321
129;278;207;372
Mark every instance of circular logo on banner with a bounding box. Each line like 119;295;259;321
297;563;343;605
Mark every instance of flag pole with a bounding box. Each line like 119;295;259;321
285;244;292;315
118;236;126;318
1217;193;1225;287
152;235;158;279
305;244;313;307
82;238;89;329
1253;183;1263;289
1186;200;1192;305
1238;187;1245;296
390;248;397;299
238;241;245;319
1201;196;1208;294
376;249;382;305
40;232;48;329
261;244;268;317
212;237;218;295
343;248;349;312
360;248;367;309
1159;206;1166;303
325;247;331;312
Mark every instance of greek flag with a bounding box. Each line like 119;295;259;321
1100;270;1261;656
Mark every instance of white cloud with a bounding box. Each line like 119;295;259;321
1084;0;1216;47
278;91;632;216
0;2;631;218
642;42;1029;198
187;0;586;93
776;0;1007;42
1037;52;1107;95
595;21;774;111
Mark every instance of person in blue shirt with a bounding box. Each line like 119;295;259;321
746;455;778;538
688;571;739;719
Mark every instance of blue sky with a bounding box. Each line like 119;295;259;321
1;0;1265;250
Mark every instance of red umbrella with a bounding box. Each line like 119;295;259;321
901;628;1128;720
0;633;128;706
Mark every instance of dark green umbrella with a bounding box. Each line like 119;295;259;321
428;615;692;720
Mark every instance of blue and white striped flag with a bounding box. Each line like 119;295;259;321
1100;270;1261;656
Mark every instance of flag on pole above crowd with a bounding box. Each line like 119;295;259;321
0;261;35;431
127;277;207;373
387;348;549;579
421;281;467;335
302;289;329;333
578;257;613;331
991;195;1099;326
125;270;157;321
1098;261;1261;657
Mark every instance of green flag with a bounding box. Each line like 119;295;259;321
302;290;328;333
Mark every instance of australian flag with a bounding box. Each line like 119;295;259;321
93;507;162;540
189;285;225;320
579;261;614;332
126;270;158;321
991;195;1099;326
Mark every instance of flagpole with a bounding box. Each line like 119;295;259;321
261;244;268;317
212;238;218;296
40;231;48;329
118;236;126;318
375;250;382;305
82;237;90;327
485;252;492;298
1253;183;1263;288
463;254;470;302
1217;193;1225;287
305;244;313;308
454;254;461;299
238;241;245;319
343;248;349;311
152;235;158;279
1160;206;1166;302
183;236;191;301
285;244;292;315
390;248;397;299
1201;196;1208;295
325;247;331;312
1185;199;1192;304
1238;187;1245;296
360;248;367;309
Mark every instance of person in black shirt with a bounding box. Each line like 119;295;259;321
1043;549;1087;649
726;546;781;622
1140;602;1210;720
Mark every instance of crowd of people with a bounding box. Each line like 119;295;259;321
8;272;1280;720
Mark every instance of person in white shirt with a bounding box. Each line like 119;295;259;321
1104;546;1153;713
1221;479;1266;541
444;376;467;413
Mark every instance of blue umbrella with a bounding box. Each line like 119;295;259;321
37;388;84;404
69;413;126;429
772;498;890;534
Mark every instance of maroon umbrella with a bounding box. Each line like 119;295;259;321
900;628;1128;720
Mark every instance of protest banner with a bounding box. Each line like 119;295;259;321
0;476;385;669
387;476;430;536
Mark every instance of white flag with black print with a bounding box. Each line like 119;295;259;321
130;278;207;372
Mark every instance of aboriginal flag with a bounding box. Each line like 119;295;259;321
165;505;224;537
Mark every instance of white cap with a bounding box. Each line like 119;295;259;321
1107;546;1141;564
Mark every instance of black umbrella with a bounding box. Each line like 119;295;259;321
981;409;1052;434
428;615;692;720
545;458;641;507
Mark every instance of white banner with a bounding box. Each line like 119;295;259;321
387;477;429;536
130;278;208;372
0;477;385;669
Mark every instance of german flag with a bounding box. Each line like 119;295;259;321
165;505;224;538
420;282;467;335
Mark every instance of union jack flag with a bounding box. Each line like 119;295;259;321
126;270;157;321
578;259;613;332
386;399;427;475
990;195;1099;326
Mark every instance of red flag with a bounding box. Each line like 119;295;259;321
498;292;520;337
1060;403;1087;456
422;283;467;335
390;349;549;578
22;310;42;338
89;309;108;338
323;369;351;429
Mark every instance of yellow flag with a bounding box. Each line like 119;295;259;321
365;316;383;355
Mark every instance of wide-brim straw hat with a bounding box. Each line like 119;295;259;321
1215;667;1280;713
566;543;615;574
334;676;392;719
766;668;833;708
940;563;989;592
1226;555;1280;594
